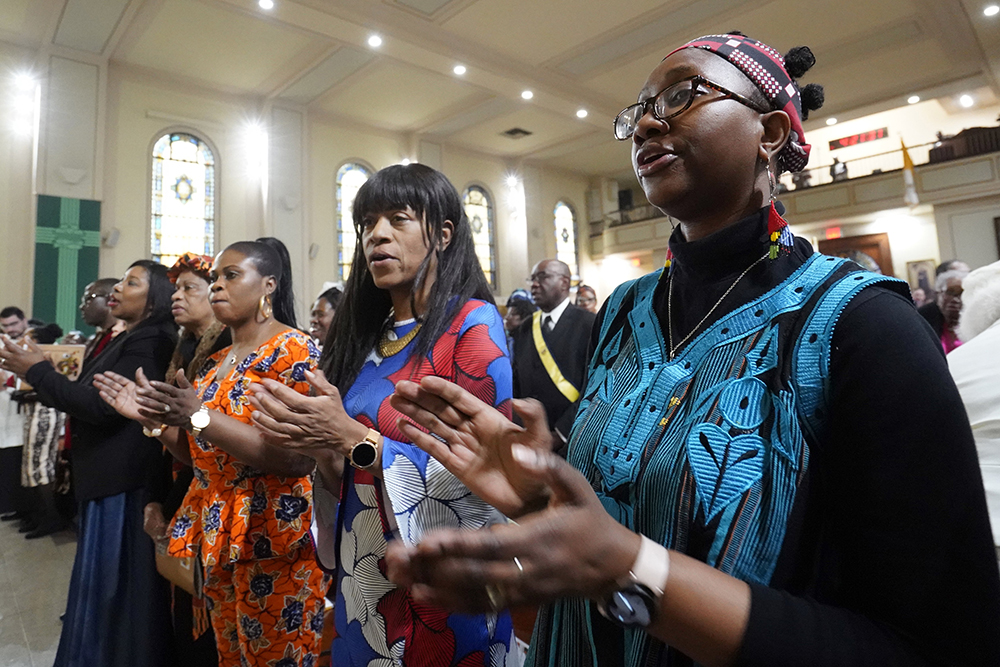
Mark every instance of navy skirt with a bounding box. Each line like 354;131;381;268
54;488;173;667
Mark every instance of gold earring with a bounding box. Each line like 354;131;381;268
258;294;273;320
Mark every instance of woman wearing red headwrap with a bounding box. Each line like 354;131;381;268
385;33;1000;667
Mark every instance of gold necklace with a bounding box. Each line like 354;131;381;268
378;322;422;358
667;252;768;359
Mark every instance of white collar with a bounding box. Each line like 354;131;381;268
541;296;572;328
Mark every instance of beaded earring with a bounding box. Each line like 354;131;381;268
766;163;794;260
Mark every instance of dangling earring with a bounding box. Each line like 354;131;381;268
765;162;793;260
258;294;273;321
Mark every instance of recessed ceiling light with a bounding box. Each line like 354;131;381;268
367;34;383;48
506;175;519;187
826;118;837;126
984;4;999;16
576;109;588;118
258;0;274;9
959;94;975;108
521;90;533;100
907;95;921;104
453;65;466;76
13;73;34;91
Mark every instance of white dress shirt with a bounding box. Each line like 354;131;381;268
541;296;572;330
948;320;1000;547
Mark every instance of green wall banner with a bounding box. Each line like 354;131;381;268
32;195;101;335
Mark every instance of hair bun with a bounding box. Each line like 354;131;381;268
799;83;825;120
784;46;816;79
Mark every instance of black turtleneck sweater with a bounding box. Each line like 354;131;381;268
600;207;1000;666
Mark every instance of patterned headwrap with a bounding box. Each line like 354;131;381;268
666;34;813;172
167;252;214;284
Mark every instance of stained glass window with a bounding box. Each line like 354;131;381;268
462;185;496;290
337;162;372;281
151;132;215;266
554;201;578;282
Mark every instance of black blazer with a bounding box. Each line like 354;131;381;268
511;303;596;441
25;320;176;502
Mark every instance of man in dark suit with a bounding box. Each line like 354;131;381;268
511;259;595;455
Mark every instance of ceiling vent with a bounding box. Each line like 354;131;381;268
501;127;533;139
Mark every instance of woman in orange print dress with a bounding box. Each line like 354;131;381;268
94;240;328;667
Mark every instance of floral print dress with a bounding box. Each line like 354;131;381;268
168;330;330;667
316;299;521;667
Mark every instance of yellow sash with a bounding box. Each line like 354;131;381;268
531;310;580;403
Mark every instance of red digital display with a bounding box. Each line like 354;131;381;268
829;127;888;150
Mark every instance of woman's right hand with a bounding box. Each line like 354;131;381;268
94;370;158;427
143;502;169;549
389;376;553;519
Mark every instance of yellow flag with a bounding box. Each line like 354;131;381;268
901;140;919;207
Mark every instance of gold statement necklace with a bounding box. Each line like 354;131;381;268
378;315;422;358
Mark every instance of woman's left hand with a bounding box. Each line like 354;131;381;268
386;445;641;613
0;336;50;377
249;369;368;455
134;367;203;428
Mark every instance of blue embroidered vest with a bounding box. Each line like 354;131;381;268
536;253;906;666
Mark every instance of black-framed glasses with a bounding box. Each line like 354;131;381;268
527;271;561;284
613;75;770;141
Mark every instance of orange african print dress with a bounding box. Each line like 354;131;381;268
168;329;329;667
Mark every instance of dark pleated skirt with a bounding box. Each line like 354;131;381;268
54;488;174;667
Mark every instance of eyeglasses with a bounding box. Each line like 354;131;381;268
82;293;109;303
527;271;564;284
613;75;770;141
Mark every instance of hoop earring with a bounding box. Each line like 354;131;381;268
258;294;273;321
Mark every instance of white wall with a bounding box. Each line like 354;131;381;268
0;43;38;314
933;195;1000;271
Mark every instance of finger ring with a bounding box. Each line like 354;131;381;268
513;557;524;576
162;404;171;413
485;583;507;612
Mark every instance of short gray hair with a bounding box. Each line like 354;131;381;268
935;269;968;293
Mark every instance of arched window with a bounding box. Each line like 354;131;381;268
336;162;372;281
554;201;578;282
462;185;496;290
151;132;216;266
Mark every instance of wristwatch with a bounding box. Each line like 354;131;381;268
598;535;670;629
349;428;381;470
189;406;211;437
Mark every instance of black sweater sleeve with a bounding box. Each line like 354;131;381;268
24;327;172;427
737;287;1000;666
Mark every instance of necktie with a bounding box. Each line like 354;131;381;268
542;315;553;335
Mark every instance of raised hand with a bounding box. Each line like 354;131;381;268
94;370;148;423
386;445;639;613
389;376;553;519
0;335;49;377
248;369;368;455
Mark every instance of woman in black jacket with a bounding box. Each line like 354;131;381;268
1;259;177;667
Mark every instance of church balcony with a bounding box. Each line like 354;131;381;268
590;134;1000;260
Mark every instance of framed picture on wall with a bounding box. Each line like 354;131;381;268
817;232;895;276
906;259;936;295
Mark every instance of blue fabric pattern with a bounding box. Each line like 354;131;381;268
539;253;907;667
